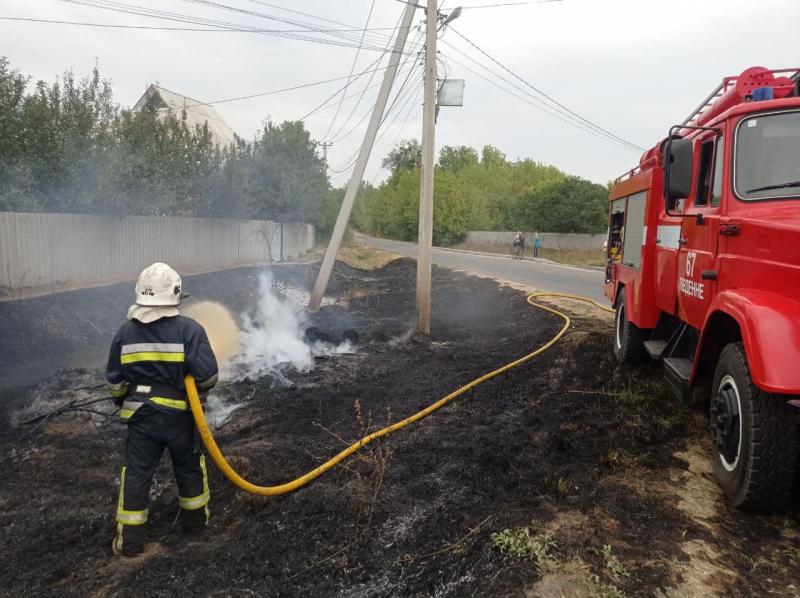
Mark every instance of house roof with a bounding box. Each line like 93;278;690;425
133;84;237;147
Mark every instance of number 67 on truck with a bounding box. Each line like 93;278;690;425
605;66;800;512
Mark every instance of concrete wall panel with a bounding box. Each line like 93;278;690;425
0;212;314;297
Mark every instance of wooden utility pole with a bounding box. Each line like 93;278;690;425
416;0;438;334
308;2;417;311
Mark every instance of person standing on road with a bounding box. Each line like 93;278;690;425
512;231;526;258
533;231;542;258
106;262;219;557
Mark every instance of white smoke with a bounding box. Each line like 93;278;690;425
225;272;355;382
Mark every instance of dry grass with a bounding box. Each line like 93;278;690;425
537;248;606;268
337;244;404;271
453;241;605;268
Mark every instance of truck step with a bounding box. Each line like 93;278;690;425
664;357;693;402
644;340;668;360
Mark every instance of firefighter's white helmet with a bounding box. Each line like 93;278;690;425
134;262;184;307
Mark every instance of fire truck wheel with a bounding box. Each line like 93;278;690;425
613;288;647;364
711;342;798;512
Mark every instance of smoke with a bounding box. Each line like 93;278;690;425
182;301;240;365
229;273;316;380
184;273;355;385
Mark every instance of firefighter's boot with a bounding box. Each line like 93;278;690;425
112;523;147;557
180;505;209;535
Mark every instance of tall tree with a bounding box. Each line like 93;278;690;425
381;139;422;174
438;145;479;172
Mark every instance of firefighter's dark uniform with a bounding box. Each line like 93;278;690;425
106;314;218;553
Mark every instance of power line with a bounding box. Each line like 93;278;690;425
0;14;402;34
329;66;424;175
298;53;419;122
440;49;640;152
322;0;378;141
459;0;563;8
57;0;407;53
330;21;424;143
245;0;399;48
331;61;423;146
448;27;644;151
178;0;395;51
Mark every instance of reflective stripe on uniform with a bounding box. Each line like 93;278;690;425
150;397;188;410
117;509;149;525
116;466;149;525
179;492;210;510
120;351;185;364
179;455;211;511
120;342;184;354
120;399;145;420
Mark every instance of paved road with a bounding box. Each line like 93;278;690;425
358;235;608;303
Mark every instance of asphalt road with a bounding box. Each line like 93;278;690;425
358;234;608;303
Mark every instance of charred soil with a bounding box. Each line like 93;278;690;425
0;259;798;596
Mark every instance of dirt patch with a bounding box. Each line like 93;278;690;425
0;258;797;596
336;243;404;271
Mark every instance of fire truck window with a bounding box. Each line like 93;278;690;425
608;198;625;261
621;191;646;269
694;140;715;206
710;137;724;207
736;111;800;200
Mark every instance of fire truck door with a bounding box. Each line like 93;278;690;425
677;135;724;327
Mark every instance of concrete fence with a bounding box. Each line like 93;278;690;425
462;230;605;251
0;212;315;298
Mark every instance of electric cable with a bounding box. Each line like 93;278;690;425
321;0;378;141
329;50;423;147
57;0;409;53
328;20;423;144
441;50;640;152
0;15;402;34
326;62;423;173
447;27;644;151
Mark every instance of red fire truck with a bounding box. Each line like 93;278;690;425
605;67;800;512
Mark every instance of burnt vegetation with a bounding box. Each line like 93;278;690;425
0;260;798;596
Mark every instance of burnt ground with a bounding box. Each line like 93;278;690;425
0;258;799;597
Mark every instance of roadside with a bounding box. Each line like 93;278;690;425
454;240;606;269
0;253;797;596
356;233;607;303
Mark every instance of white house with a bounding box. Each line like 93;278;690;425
133;84;237;148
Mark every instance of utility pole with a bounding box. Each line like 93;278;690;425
416;0;438;334
319;141;333;164
308;1;417;311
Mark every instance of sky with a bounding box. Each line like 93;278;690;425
3;0;800;186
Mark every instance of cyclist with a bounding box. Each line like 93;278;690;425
512;231;526;259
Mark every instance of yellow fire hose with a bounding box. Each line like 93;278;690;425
185;291;614;496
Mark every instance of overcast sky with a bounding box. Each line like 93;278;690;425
3;0;800;186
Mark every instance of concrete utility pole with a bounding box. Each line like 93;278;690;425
319;141;333;164
416;0;438;334
308;2;417;311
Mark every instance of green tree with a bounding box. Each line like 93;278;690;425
0;57;332;226
438;145;479;172
516;176;608;233
381;139;422;174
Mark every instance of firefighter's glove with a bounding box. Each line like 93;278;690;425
108;381;131;407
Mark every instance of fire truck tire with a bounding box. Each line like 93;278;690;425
613;288;647;365
711;342;798;512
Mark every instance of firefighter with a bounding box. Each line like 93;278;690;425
106;262;219;557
